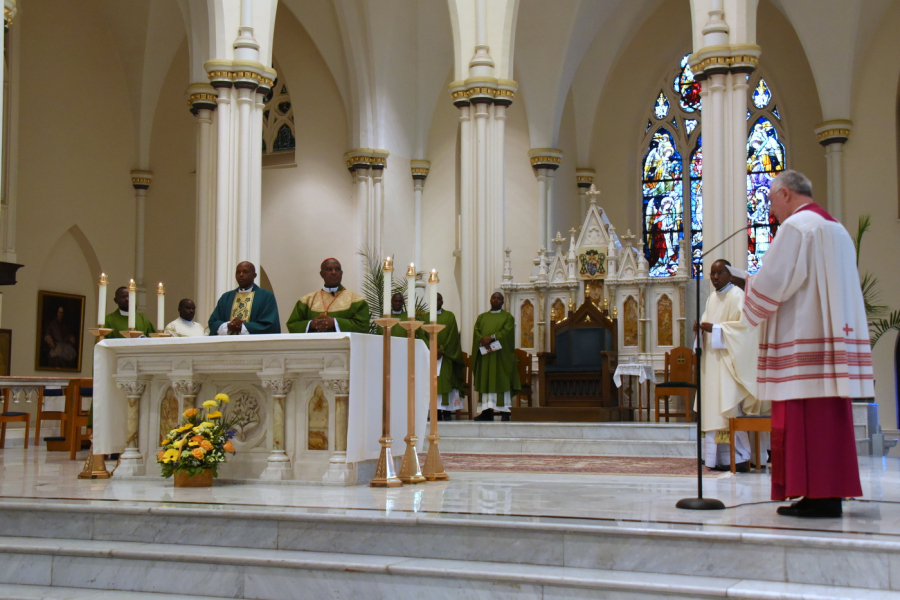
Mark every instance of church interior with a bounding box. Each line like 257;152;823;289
1;0;900;597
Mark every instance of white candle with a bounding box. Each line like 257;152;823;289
127;279;136;330
157;283;165;330
97;273;107;326
428;269;438;323
382;257;393;317
406;263;415;319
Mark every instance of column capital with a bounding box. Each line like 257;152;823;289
130;170;153;190
4;3;16;30
411;160;431;180
187;82;218;115
529;148;563;171
689;44;760;81
576;168;595;189
204;59;276;91
449;78;517;107
344;148;390;172
814;120;852;146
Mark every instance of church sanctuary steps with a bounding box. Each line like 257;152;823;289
439;421;696;457
3;501;900;598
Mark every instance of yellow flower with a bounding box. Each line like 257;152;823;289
215;393;230;403
177;424;193;433
202;400;217;408
191;447;205;460
183;408;199;418
207;411;222;419
173;438;185;450
162;449;179;463
197;422;214;429
160;438;170;446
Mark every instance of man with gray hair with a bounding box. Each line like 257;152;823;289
733;169;873;518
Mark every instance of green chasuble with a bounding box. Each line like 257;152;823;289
430;309;464;405
103;310;156;339
209;284;281;335
286;285;370;334
471;310;520;400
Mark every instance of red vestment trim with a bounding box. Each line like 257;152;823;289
771;397;862;501
795;202;838;223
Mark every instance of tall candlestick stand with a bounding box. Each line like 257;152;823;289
397;320;425;484
371;317;402;487
78;326;114;479
421;322;449;481
119;329;145;338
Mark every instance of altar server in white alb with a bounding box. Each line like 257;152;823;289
164;299;209;337
740;170;872;518
694;259;762;472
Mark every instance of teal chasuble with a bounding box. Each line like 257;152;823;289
471;310;521;402
208;284;281;335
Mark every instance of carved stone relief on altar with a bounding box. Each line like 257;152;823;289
520;300;534;349
551;299;566;324
222;386;266;449
307;385;329;451
624;296;639;347
159;387;179;441
657;294;673;346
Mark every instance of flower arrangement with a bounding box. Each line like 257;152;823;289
157;393;237;479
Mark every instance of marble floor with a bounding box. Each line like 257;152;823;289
3;444;900;540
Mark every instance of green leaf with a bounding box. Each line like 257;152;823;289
870;309;900;347
854;215;870;268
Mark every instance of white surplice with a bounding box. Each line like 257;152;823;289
743;204;874;402
164;318;209;337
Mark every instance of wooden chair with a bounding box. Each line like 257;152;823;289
35;387;66;445
653;346;696;422
457;352;475;420
67;379;93;459
729;416;771;473
1;388;30;449
514;348;534;407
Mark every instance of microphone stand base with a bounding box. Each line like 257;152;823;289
676;497;726;511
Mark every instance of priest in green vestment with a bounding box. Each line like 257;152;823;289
429;293;464;421
286;258;370;333
376;293;428;340
208;261;281;335
103;286;156;338
472;291;520;422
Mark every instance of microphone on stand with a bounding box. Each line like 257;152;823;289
676;225;747;512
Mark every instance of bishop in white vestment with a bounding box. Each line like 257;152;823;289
696;259;762;470
741;170;872;518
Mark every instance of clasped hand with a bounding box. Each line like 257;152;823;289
310;316;336;332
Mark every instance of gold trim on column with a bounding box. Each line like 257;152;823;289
814;120;852;146
529;148;563;170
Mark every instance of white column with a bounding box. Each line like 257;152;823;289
260;377;294;481
250;89;266;267
410;161;430;267
213;84;234;298
188;85;218;316
130;171;152;313
456;100;475;350
236;86;254;264
529;150;562;251
473;101;490;315
1;5;19;263
814;121;852;224
576;169;595;218
353;165;371;259
536;169;548;250
726;71;750;265
115;379;148;477
372;166;385;258
490;103;508;290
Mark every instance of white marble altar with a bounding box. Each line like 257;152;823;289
92;333;430;485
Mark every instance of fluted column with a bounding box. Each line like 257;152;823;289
411;161;430;267
576;169;595;218
130;171;152;313
188;85;217;316
1;2;19;264
345;150;389;262
114;378;148;477
529;150;563;250
259;376;294;480
815;120;852;223
321;376;352;485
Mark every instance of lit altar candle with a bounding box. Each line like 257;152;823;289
97;273;108;326
127;279;137;330
406;263;415;319
382;257;393;317
428;269;438;323
157;283;165;330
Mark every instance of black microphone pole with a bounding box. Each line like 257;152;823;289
676;226;746;511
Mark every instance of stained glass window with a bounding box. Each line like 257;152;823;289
685;119;698;135
746;109;751;120
690;140;703;277
646;120;652;133
673;55;702;112
746;116;785;272
671;118;678;130
772;106;780;120
752;78;771;109
654;91;670;119
262;72;296;155
642;129;684;277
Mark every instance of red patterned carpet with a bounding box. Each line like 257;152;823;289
441;453;729;477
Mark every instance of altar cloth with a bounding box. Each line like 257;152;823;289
92;333;430;464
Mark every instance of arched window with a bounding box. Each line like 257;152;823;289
262;74;296;167
641;56;787;276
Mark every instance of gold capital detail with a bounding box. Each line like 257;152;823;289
816;128;851;141
530;156;562;166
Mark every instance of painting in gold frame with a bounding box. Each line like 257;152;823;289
35;290;85;372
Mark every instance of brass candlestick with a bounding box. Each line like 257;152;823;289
119;329;144;338
370;316;402;487
397;320;425;484
149;332;173;337
421;322;449;481
78;326;114;479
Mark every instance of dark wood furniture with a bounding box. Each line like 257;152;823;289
1;388;30;448
66;379;93;460
654;346;696;422
458;352;475;420
729;416;771;473
35;387;67;445
534;300;621;421
514;348;534;407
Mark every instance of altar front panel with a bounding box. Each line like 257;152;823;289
92;333;429;482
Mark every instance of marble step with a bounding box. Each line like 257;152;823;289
440;421;695;441
1;536;898;600
0;584;236;600
438;435;696;456
3;502;900;592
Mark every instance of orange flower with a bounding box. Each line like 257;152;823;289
157;450;165;461
223;440;235;453
183;408;199;418
191;447;205;460
191;435;204;444
200;440;214;451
